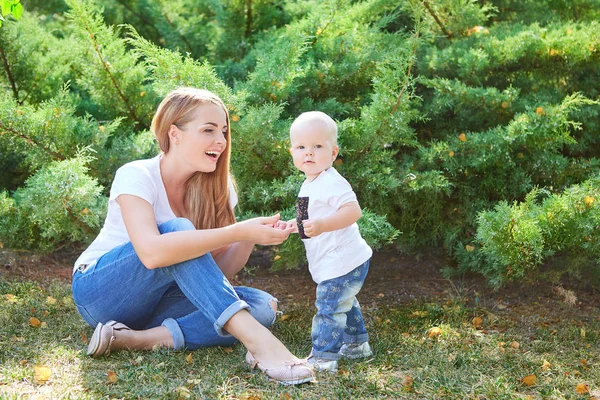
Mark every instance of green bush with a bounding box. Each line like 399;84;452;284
1;0;599;284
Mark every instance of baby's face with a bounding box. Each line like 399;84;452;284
289;121;338;181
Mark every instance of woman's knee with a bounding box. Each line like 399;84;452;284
158;218;195;234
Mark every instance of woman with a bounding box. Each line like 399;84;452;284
71;87;313;385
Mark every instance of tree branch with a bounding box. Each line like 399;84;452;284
81;18;145;128
0;120;65;160
0;42;19;102
422;1;451;38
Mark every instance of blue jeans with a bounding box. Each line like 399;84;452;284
311;259;370;360
72;218;278;350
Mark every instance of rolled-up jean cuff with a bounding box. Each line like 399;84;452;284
214;300;250;337
162;318;185;351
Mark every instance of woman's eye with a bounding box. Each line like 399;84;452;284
315;145;322;148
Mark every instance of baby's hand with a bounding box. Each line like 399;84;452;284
273;220;289;230
302;218;324;237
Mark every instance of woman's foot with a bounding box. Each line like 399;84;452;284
87;320;132;356
87;322;174;356
246;351;314;385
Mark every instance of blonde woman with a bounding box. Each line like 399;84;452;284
71;88;313;385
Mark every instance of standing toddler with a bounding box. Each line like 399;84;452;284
287;111;373;372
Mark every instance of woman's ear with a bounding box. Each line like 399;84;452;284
168;124;180;146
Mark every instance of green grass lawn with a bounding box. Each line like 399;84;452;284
1;278;599;399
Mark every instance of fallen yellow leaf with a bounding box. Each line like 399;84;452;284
541;360;551;371
186;353;192;364
19;359;27;365
427;327;442;338
175;386;192;399
403;375;413;387
107;370;117;384
280;314;290;321
34;365;51;384
81;331;88;344
521;374;537;386
458;133;467;142
472;317;483;328
575;383;589;394
273;255;281;261
510;341;520;349
29;317;42;328
222;347;233;354
47;296;57;305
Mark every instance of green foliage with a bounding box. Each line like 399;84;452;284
0;0;22;28
1;0;600;285
0;154;106;250
456;177;600;288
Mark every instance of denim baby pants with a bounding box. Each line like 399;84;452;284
311;259;370;360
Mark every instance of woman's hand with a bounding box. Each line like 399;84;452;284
237;214;294;245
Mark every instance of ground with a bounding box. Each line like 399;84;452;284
2;246;599;325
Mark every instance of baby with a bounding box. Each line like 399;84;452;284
287;111;373;372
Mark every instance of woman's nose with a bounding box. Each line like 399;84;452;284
216;131;226;144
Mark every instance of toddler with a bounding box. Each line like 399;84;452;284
287;111;373;372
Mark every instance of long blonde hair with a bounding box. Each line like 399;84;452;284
151;87;236;230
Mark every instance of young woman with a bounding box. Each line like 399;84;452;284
71;87;313;385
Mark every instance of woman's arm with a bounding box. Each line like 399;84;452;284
212;241;255;279
118;195;291;269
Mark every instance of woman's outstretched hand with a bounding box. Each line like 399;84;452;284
237;214;294;245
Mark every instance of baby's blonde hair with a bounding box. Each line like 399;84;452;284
290;111;338;146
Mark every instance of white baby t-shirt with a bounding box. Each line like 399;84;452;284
298;167;372;284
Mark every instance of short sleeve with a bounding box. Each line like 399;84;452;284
326;174;358;210
228;177;238;208
109;163;156;206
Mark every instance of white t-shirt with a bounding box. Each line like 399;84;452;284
73;155;238;273
297;167;372;284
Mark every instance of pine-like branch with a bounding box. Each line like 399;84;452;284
0;119;65;160
79;16;144;127
422;1;451;38
0;42;19;102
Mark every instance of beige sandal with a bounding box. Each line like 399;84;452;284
87;320;131;357
245;351;314;386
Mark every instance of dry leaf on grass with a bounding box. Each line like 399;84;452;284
33;365;51;384
46;296;57;305
575;383;589;394
472;317;483;328
186;353;193;364
222;347;233;354
541;360;551;371
521;374;537;386
81;331;88;344
107;370;117;384
29;317;42;327
510;341;520;349
427;327;442;338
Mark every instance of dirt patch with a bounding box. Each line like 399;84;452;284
2;247;599;324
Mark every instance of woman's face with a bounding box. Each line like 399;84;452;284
171;103;228;174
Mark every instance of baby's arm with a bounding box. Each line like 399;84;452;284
302;201;362;238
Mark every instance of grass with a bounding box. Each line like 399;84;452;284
1;278;599;399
